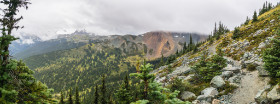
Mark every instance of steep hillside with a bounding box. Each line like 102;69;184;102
152;4;280;104
21;31;207;103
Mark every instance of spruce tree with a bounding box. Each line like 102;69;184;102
69;88;73;104
94;85;99;104
252;11;258;22
130;60;154;99
60;91;65;104
159;54;165;67
244;16;250;25
75;86;80;104
189;34;193;45
115;74;132;104
183;42;187;53
101;75;107;104
263;31;280;78
0;0;54;103
232;27;241;39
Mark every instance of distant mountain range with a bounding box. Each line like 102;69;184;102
11;31;208;59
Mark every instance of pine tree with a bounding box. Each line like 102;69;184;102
94;85;99;104
0;0;30;103
232;27;240;39
69;88;73;104
252;11;258;22
130;60;154;99
0;0;54;103
183;42;187;53
60;91;65;104
244;16;250;25
263;30;280;78
115;74;132;104
75;86;80;104
159;54;165;67
189;34;193;45
101;75;107;104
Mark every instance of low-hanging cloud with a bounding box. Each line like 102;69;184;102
15;0;279;40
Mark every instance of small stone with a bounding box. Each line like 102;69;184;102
257;66;269;77
212;99;221;104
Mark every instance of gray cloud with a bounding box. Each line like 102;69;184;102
15;0;279;40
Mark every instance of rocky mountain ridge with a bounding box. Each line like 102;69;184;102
152;5;280;104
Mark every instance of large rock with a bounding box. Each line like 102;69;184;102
255;89;269;104
258;42;266;49
228;75;241;84
201;87;219;98
168;65;191;77
255;85;271;104
197;87;218;103
210;76;225;88
267;84;280;102
221;71;234;78
257;66;269;77
223;66;241;73
181;91;196;101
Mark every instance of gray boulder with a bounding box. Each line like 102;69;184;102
254;85;271;104
267;84;280;102
223;66;241;73
221;71;234;78
201;87;219;98
210;76;225;88
255;89;269;104
228;75;241;84
258;42;266;49
181;91;196;101
257;66;269;77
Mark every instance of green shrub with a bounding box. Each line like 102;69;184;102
218;81;238;96
247;63;257;71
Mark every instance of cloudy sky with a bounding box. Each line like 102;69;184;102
16;0;279;40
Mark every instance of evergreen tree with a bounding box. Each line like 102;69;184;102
115;74;132;104
252;11;258;22
130;60;154;99
244;16;250;25
130;61;191;104
189;34;193;45
61;91;65;104
75;86;80;104
94;85;99;104
232;27;241;39
101;75;107;104
183;42;187;53
263;30;280;78
69;88;73;104
0;0;54;103
159;54;165;67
